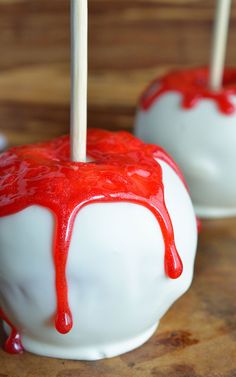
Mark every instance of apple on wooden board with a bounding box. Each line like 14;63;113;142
0;129;197;360
135;68;236;219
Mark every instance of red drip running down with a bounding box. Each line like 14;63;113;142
0;308;24;354
140;67;236;115
0;129;186;353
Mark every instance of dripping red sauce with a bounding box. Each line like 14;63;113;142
0;308;24;354
0;128;186;353
140;67;236;114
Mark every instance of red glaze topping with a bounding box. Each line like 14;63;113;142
140;67;236;114
0;129;186;353
0;308;24;354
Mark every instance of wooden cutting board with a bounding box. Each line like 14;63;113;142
1;218;236;377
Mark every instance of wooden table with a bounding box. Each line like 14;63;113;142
2;0;236;148
1;218;236;377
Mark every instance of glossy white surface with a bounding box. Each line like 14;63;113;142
0;159;197;360
0;134;7;152
135;92;236;218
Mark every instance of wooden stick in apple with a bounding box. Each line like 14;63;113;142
70;0;88;162
209;0;232;91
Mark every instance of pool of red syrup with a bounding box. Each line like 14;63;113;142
0;129;187;354
140;67;236;114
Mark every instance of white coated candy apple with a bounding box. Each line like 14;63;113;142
135;68;236;218
0;129;197;360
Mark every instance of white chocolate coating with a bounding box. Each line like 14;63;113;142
0;160;197;360
135;92;236;218
0;134;7;152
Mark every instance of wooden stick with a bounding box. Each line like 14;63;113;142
70;0;88;162
209;0;231;91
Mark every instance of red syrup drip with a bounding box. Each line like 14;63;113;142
0;308;24;354
140;67;236;114
0;129;184;346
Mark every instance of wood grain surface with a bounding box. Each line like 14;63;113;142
1;0;236;146
1;218;236;377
